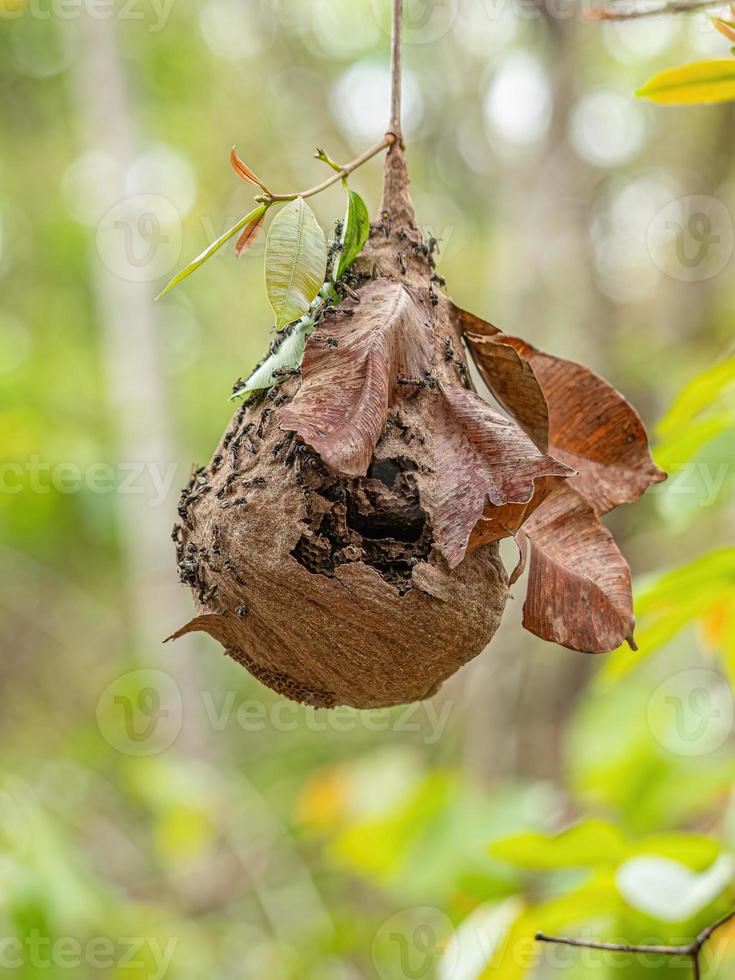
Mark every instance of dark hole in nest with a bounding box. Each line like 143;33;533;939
291;457;432;595
367;455;417;487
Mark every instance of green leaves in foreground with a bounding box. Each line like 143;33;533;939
637;59;735;105
333;185;370;280
231;319;313;402
602;547;735;682
265;197;327;330
491;819;720;872
155;204;268;300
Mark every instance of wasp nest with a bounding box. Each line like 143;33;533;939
168;145;664;709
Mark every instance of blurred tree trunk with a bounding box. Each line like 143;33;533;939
69;11;205;753
458;12;603;785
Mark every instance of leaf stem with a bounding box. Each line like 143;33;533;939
264;134;397;203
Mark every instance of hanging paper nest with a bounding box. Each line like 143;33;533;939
168;145;665;709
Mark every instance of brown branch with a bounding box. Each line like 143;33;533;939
586;0;726;20
536;908;735;978
265;0;403;203
390;0;403;140
265;134;397;203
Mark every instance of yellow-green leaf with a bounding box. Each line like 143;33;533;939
657;356;735;437
603;548;735;680
637;59;735;105
155;204;267;300
265;196;327;330
491;819;628;870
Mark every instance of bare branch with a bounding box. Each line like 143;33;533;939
390;0;403;140
586;0;726;20
265;134;397;203
536;908;735;980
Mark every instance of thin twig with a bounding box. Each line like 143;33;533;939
261;0;403;204
586;0;726;19
536;908;735;979
536;935;689;954
390;0;403;140
265;134;397;203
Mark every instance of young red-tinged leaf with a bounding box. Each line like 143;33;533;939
522;488;636;653
463;328;665;514
278;279;432;475
235;208;266;256
230;146;265;189
712;16;735;42
432;384;573;568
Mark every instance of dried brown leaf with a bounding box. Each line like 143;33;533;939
278;279;432;477
521;488;636;653
467;477;563;552
464;329;666;513
464;333;549;451
433;383;574;568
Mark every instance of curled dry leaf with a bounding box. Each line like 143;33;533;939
455;304;664;654
278;279;433;477
521;489;636;653
433;383;573;568
464;330;665;513
462;334;549;451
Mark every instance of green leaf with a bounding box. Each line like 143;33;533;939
636;60;735;105
655;414;735;472
232;319;313;401
333;185;370;280
156;205;267;300
631;833;720;871
491;819;629;870
657;356;735;437
602;548;735;680
265;197;327;330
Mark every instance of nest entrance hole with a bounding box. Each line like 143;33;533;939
291;456;432;595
